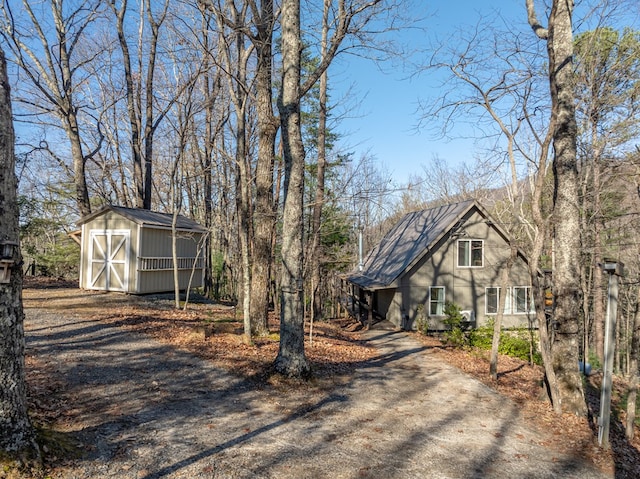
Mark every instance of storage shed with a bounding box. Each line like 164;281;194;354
77;206;207;294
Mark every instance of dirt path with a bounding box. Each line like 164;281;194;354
25;308;611;479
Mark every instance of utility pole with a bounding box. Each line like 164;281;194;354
598;259;624;449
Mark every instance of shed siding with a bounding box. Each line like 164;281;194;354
137;269;203;295
136;227;204;293
138;228;201;257
79;208;204;294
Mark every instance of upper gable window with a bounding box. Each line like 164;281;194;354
457;239;483;267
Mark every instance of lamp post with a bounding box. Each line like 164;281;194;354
598;259;624;449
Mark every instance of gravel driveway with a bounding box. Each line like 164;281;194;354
25;309;611;479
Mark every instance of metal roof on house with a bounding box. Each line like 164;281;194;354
348;200;478;290
77;205;207;232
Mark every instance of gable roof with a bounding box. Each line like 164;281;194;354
348;200;491;290
77;205;207;233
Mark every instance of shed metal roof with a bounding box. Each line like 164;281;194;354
77;205;207;233
347;200;478;290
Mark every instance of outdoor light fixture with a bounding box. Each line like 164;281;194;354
598;258;624;276
0;240;18;284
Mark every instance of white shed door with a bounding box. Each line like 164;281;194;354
87;230;130;292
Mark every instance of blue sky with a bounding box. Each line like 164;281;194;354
330;1;639;185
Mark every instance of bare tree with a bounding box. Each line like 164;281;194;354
309;0;331;324
275;0;310;376
527;0;587;416
109;0;170;210
248;0;279;337
276;0;404;376
0;0;105;216
198;0;279;337
420;17;548;380
573;27;640;365
0;46;40;466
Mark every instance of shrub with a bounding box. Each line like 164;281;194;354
415;304;428;335
469;318;542;365
442;301;469;347
469;322;493;350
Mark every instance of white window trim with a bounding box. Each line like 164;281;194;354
457;239;484;268
485;287;499;315
485;287;513;315
428;286;446;317
513;286;535;314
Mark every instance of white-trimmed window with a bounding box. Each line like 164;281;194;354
457;239;484;267
485;287;499;315
485;287;512;315
429;286;445;316
513;286;534;314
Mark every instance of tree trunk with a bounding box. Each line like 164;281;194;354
112;0;145;209
250;0;278;337
233;54;252;344
528;0;587;416
170;146;183;310
197;9;220;299
142;0;167;210
309;0;330;324
275;0;310;378
0;47;40;464
490;246;516;380
202;72;215;297
548;0;587;416
111;0;166;210
67;114;92;216
593;160;605;364
236;135;252;343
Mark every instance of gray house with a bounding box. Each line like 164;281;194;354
347;200;534;330
77;206;206;294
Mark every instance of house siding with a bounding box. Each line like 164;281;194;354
375;288;397;323
386;209;533;330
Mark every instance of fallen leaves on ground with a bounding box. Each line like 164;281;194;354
411;332;640;477
21;278;640;477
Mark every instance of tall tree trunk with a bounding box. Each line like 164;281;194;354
547;0;587;416
232;37;252;344
142;0;167;210
592;148;605;364
111;0;166;210
490;246;516;379
250;0;278;337
275;0;310;378
528;0;587;416
0;47;40;464
236;130;252;343
202;70;215;297
56;2;93;215
197;9;222;299
111;0;144;208
309;0;330;324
